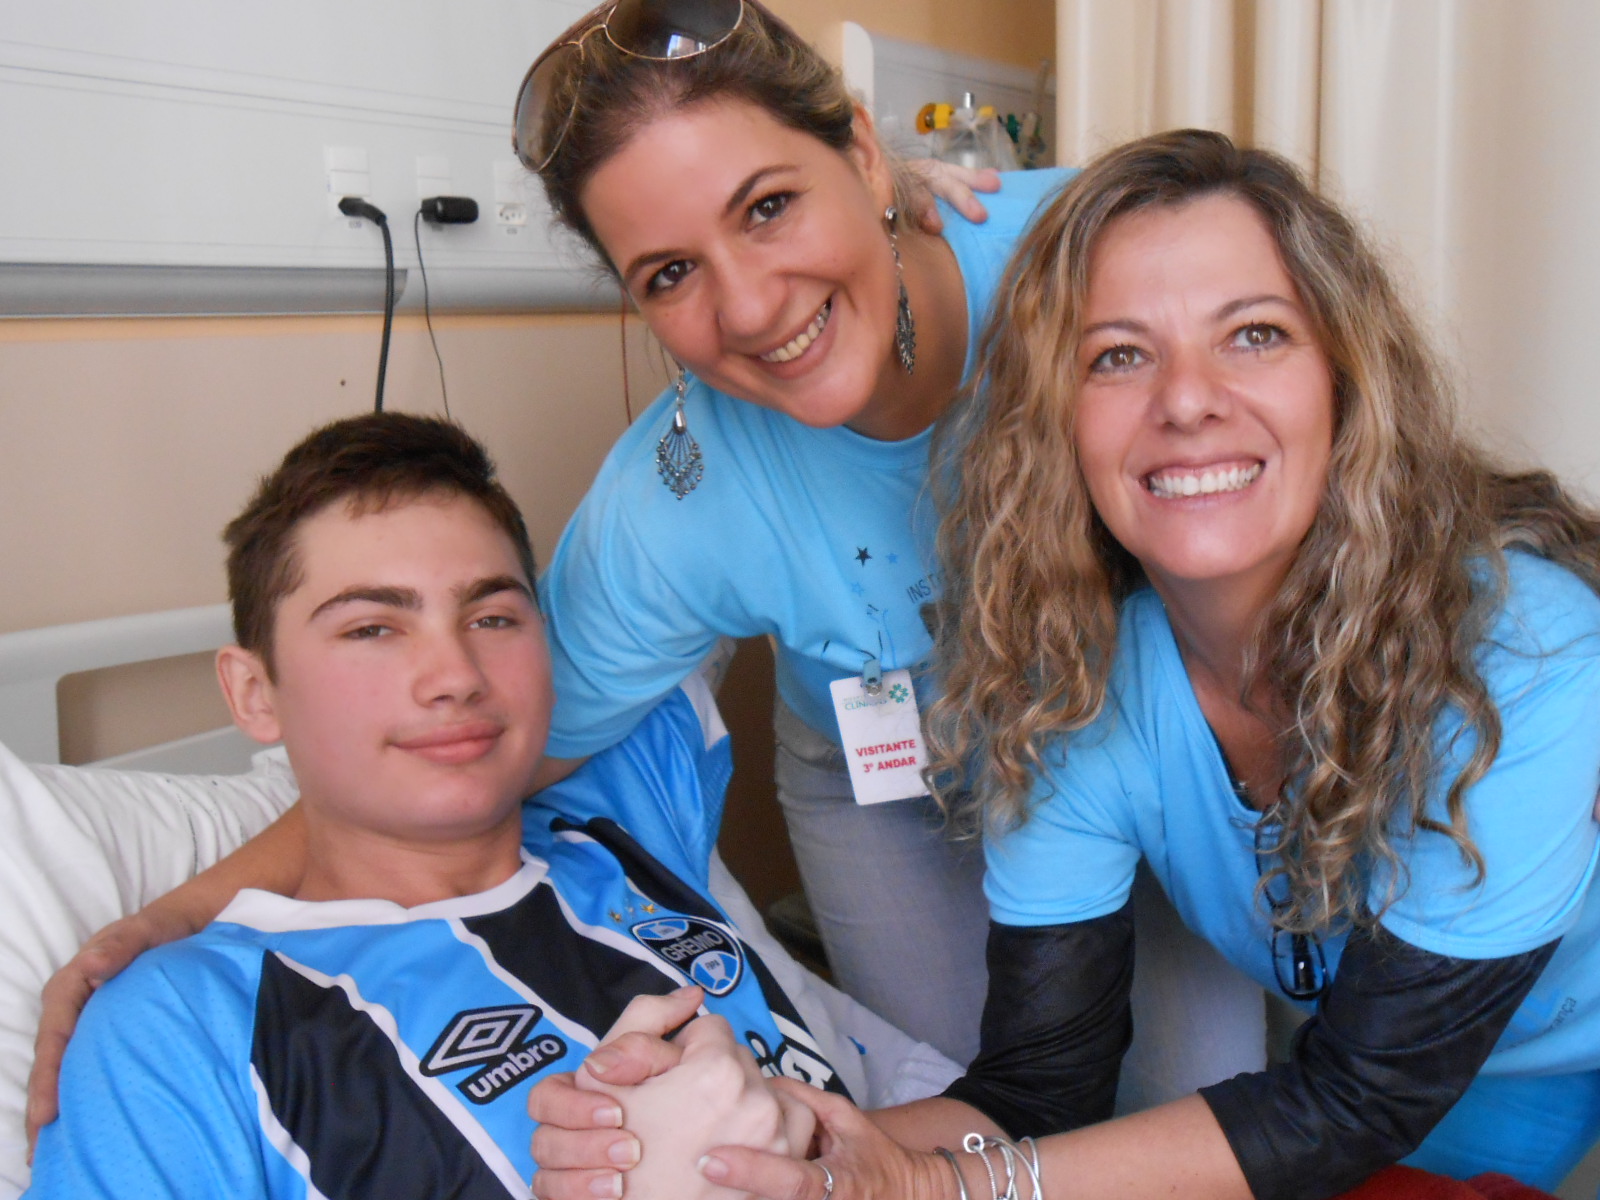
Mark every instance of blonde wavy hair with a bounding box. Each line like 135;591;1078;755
929;129;1600;934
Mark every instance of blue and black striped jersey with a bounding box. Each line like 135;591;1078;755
28;685;843;1199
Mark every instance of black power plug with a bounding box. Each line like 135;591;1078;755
420;196;479;224
338;195;389;226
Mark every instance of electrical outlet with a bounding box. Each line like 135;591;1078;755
493;159;532;233
325;146;371;221
417;155;452;200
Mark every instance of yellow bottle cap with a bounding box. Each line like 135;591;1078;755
916;101;954;133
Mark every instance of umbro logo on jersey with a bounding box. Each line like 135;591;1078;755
422;1006;540;1074
631;916;744;995
421;1005;569;1105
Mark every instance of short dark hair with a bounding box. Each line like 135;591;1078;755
224;413;537;672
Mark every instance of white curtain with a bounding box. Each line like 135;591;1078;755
1055;0;1600;496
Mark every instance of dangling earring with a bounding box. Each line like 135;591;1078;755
655;366;703;499
884;206;917;374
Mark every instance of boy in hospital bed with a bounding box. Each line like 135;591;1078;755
24;413;859;1198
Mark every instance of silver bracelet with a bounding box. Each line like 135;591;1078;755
965;1132;1002;1200
959;1133;1044;1200
1019;1137;1042;1198
936;1146;972;1200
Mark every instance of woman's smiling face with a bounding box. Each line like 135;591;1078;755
578;98;903;433
1072;193;1336;600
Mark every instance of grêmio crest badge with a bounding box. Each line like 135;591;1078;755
631;916;744;995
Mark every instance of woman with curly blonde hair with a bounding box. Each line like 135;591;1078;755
672;128;1600;1200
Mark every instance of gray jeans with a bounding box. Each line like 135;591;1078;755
773;698;1267;1097
774;696;989;1064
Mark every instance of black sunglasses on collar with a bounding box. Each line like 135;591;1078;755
1254;818;1328;1001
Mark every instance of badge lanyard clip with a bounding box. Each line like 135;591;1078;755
862;655;883;696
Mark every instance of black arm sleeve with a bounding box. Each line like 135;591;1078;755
941;902;1135;1137
1199;924;1560;1200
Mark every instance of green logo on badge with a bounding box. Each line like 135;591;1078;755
888;683;909;703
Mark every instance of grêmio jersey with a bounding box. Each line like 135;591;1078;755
27;683;844;1200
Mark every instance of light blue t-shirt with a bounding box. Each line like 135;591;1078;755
541;168;1071;757
985;551;1600;1077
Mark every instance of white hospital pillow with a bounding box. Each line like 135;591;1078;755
0;742;297;1199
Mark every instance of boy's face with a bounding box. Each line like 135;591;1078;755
220;492;552;845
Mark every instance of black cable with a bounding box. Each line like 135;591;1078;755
338;196;395;413
375;215;394;413
413;208;451;418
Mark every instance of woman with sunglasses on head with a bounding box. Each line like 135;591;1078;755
24;0;1267;1138
505;0;1059;1065
540;129;1600;1200
504;0;1267;1076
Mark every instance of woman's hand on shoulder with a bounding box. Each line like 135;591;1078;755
905;161;1001;233
26;903;200;1154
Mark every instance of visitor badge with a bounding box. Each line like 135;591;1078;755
829;668;929;805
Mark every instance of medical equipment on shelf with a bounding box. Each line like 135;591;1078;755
917;92;1019;172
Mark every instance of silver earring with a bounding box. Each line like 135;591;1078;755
655;368;703;499
885;206;916;374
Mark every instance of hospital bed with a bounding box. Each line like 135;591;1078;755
0;605;959;1198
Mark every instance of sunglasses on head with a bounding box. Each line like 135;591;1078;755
513;0;746;173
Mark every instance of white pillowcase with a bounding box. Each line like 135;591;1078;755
0;742;297;1199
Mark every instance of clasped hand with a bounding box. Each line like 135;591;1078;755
532;986;820;1200
528;986;952;1200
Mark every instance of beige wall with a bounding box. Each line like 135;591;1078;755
788;0;1054;69
0;312;665;759
0;312;654;632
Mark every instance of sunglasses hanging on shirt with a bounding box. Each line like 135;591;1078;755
1253;819;1328;1001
